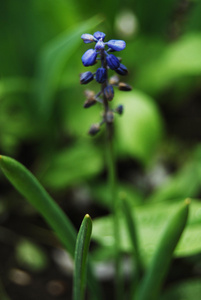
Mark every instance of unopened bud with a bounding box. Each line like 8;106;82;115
104;85;114;101
118;82;132;91
109;75;119;85
106;111;114;123
84;90;95;100
80;72;94;84
116;105;123;115
88;124;100;136
115;64;128;76
83;99;96;108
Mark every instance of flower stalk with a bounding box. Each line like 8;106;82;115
80;31;132;299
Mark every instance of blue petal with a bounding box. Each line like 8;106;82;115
93;31;106;41
104;85;114;101
96;68;107;83
82;49;97;66
107;40;126;51
115;63;128;75
106;54;120;70
81;33;95;43
95;40;105;50
80;71;94;84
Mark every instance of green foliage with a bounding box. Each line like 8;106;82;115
92;198;201;263
0;155;76;256
15;239;48;272
73;214;92;300
115;90;163;164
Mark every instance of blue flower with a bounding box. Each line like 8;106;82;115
82;49;97;66
81;34;95;43
106;54;120;70
107;40;126;51
115;64;128;75
93;31;106;41
96;68;107;83
80;71;94;84
104;85;114;101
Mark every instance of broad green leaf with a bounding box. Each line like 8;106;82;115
73;215;92;300
148;144;201;203
41;142;103;190
136;34;201;94
161;280;201;300
16;239;48;272
92;199;201;264
35;16;102;119
115;90;163;164
135;200;189;300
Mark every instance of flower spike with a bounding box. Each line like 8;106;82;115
80;31;131;135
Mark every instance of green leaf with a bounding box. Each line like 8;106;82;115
135;199;189;300
115;90;163;164
121;195;144;279
16;239;48;272
0;155;101;300
35;16;102;119
161;279;201;300
73;214;92;300
0;155;76;256
136;34;201;94
41;142;103;190
92;199;201;264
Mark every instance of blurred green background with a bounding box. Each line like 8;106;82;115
1;0;201;299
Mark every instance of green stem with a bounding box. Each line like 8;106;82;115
106;127;123;300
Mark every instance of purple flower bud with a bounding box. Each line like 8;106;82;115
96;68;107;83
93;31;106;41
80;71;94;84
104;85;114;101
106;54;120;70
95;40;105;50
116;105;123;115
118;82;132;91
107;40;126;51
82;49;97;66
115;64;128;76
81;33;95;43
88;124;100;136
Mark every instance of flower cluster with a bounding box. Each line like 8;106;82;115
80;31;132;135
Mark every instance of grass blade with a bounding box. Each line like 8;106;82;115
121;194;144;281
0;155;102;299
135;199;190;300
0;155;76;256
73;214;92;300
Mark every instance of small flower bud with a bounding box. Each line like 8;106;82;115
80;71;94;84
88;123;100;136
82;49;97;66
104;85;114;101
106;111;114;123
84;90;95;100
115;64;128;76
83;99;96;108
106;54;120;70
81;34;95;43
93;31;106;41
109;75;119;85
116;105;124;115
96;68;107;83
107;40;126;51
118;82;132;91
95;40;105;50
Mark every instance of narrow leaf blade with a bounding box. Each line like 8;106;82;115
73;214;92;300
